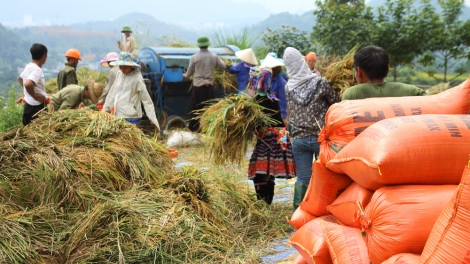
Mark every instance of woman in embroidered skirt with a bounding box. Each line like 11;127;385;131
247;66;297;204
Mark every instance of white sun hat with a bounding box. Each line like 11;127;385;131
235;48;258;65
100;52;119;68
260;54;285;68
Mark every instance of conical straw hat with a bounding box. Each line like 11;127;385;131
235;48;258;65
87;78;104;104
260;54;285;68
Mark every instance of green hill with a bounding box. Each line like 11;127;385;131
248;11;316;35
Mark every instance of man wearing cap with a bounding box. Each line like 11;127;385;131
305;52;321;76
57;48;81;90
118;26;137;58
50;79;103;111
98;52;119;107
183;35;225;131
229;48;258;94
261;55;288;127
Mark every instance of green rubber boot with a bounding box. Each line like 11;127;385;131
293;182;309;211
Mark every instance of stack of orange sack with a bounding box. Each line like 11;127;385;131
288;78;470;264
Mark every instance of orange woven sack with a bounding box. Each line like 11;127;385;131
293;253;308;264
326;182;374;228
382;253;420;264
288;206;316;230
421;165;470;264
299;161;353;216
288;215;338;264
318;79;470;166
363;185;457;264
327;114;470;190
321;220;370;264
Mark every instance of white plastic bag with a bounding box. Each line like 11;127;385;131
166;131;204;148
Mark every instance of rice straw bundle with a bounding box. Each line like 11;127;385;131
196;94;278;165
213;58;238;92
0;110;291;263
323;44;361;97
427;82;450;95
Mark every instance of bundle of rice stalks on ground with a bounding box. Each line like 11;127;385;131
427;82;450;95
196;94;279;165
45;67;108;94
0;110;291;263
213;58;238;93
0;110;171;210
323;44;361;97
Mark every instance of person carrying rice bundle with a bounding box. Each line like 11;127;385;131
247;66;297;204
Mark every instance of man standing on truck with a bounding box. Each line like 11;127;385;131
57;48;81;90
183;35;225;131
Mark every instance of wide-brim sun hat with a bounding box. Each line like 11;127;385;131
260;54;285;69
260;52;284;64
196;35;211;47
235;48;258;66
121;26;132;33
87;78;104;104
100;52;119;68
110;52;141;67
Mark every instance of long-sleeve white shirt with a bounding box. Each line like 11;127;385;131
103;70;160;130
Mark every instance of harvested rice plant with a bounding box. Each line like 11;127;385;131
0;110;292;263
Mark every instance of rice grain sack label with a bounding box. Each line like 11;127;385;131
362;185;456;264
299;161;353;216
321;221;370;264
421;165;470;264
318;78;470;166
327;114;470;190
288;215;338;264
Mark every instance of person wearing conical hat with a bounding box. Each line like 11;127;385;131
261;54;288;127
261;52;287;80
102;52;160;131
57;48;81;90
229;48;258;94
49;79;103;111
183;35;225;131
118;26;137;58
98;52;119;105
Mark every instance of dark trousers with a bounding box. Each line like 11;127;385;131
253;175;275;204
189;84;215;131
23;103;46;126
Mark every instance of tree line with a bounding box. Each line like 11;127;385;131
261;0;470;83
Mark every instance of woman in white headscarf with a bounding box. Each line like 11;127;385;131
283;47;340;210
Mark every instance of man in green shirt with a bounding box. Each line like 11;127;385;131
342;46;426;100
57;48;81;90
50;79;103;111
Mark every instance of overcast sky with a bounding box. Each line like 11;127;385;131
2;0;470;28
232;0;316;14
